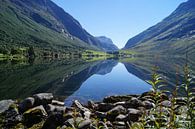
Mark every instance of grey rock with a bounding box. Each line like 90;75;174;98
52;100;64;106
103;95;133;103
78;119;91;129
64;112;74;121
65;117;84;128
3;108;22;127
23;105;47;127
106;105;126;121
98;121;109;129
115;114;127;121
0;99;15;113
97;103;114;112
46;104;66;114
127;97;144;108
161;100;171;108
19;97;35;112
95;111;107;119
143;100;155;109
127;108;142;122
33;93;53;105
176;97;187;105
73;100;91;119
42;113;64;129
88;100;97;109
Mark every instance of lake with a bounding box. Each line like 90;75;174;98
0;57;194;105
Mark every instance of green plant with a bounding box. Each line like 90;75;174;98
180;64;195;128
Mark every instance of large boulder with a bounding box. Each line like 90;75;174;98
33;93;53;106
23;105;47;127
19;97;35;112
0;99;15;113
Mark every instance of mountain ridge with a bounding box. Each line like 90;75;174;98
0;0;117;53
123;0;195;58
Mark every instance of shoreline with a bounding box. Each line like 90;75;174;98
0;92;192;129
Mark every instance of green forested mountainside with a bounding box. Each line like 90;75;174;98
0;0;101;53
124;0;195;59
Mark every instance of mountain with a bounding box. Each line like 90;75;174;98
96;36;119;52
0;0;107;53
123;0;195;58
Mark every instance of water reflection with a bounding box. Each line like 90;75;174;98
0;56;194;102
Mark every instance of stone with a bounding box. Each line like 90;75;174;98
115;114;127;121
103;95;133;103
161;100;171;108
63;112;74;121
78;119;91;129
106;105;126;121
73;100;91;119
3;108;22;127
33;93;53;106
113;101;126;107
46;104;66;114
42;113;64;129
98;121;109;129
52;100;64;106
23;105;47;127
65;117;84;128
127;108;142;122
127;97;144;108
19;97;35;112
97;103;114;112
176;97;187;105
0;99;15;113
95;111;107;119
61;125;68;129
88;100;97;109
143;100;155;109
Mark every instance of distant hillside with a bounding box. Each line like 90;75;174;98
124;0;195;59
96;36;118;52
0;0;108;53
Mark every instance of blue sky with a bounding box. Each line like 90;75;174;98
52;0;187;48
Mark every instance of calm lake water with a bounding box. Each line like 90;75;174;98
0;57;194;105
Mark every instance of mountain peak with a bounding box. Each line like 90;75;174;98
96;36;118;51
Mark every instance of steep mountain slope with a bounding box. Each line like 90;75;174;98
96;36;119;52
124;0;195;58
0;0;104;52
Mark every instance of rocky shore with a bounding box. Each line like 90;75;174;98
0;92;192;129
